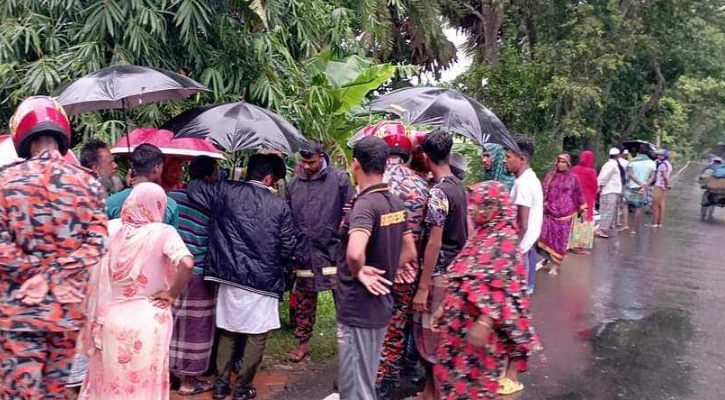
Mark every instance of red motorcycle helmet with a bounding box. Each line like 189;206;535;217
383;134;413;162
9;96;71;158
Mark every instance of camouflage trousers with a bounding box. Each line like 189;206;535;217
0;330;78;400
291;288;336;344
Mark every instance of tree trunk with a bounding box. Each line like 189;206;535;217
481;1;505;66
620;61;665;142
520;0;537;56
590;78;614;155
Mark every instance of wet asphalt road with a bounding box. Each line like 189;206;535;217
271;162;725;400
521;161;725;400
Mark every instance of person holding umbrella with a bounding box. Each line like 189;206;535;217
168;156;220;396
185;154;296;400
106;144;180;227
286;141;354;362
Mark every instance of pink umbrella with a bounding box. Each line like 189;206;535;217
111;128;225;160
0;135;80;167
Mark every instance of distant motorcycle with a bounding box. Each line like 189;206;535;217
699;161;725;220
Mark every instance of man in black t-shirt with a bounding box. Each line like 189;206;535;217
336;136;417;400
412;130;469;398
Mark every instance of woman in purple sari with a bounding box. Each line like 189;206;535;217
537;154;586;275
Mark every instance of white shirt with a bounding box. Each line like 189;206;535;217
216;284;281;334
510;168;543;253
598;159;623;195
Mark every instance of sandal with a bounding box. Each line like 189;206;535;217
178;379;214;396
233;387;257;400
548;268;559;276
497;378;524;395
594;231;610;239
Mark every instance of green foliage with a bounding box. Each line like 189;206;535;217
451;0;725;168
0;0;432;161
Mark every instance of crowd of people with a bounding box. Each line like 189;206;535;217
0;95;676;400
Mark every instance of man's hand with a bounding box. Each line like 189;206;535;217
395;262;417;285
52;284;84;304
356;266;392;296
466;317;493;348
14;275;50;306
149;290;176;309
430;305;445;333
413;287;429;313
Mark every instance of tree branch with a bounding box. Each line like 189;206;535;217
620;61;666;142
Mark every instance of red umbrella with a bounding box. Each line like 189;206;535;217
0;135;80;167
111;128;225;160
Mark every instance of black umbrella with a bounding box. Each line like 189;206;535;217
621;139;657;159
368;86;518;150
54;65;208;115
162;102;309;155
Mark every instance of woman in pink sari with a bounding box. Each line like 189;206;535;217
537;154;586;275
79;183;194;400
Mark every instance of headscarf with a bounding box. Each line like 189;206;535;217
80;182;169;355
448;181;524;291
571;151;598;221
542;153;572;193
542;153;586;219
483;143;515;190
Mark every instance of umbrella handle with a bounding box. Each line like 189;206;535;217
123;99;132;153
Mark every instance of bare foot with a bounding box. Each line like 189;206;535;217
290;341;310;362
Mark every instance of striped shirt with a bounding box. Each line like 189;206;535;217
168;188;211;275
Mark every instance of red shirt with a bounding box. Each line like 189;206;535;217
0;150;107;332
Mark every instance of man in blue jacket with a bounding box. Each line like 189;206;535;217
187;153;296;400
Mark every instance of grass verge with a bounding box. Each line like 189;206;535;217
265;291;338;363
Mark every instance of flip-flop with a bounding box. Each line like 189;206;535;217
497;378;525;395
178;379;214;396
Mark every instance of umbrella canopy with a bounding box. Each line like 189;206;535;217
54;65;208;115
162;102;309;155
369;86;518;150
110;128;225;160
0;135;80;167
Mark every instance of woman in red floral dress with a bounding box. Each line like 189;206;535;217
431;181;540;399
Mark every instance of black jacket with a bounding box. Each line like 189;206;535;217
286;158;354;291
187;180;296;299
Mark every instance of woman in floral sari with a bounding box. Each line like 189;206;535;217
537;154;586;275
79;183;194;400
431;181;539;399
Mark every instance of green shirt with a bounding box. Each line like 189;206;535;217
106;187;180;227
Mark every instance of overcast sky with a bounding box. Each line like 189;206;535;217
415;28;473;85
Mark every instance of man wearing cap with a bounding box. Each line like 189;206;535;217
596;147;624;237
286;141;354;362
0;97;107;399
186;154;296;400
376;132;431;399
